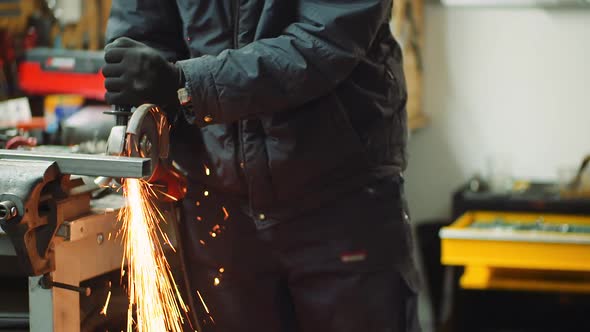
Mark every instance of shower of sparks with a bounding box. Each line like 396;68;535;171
100;290;112;316
119;178;189;332
222;207;229;221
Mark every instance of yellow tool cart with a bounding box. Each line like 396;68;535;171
441;211;590;293
438;164;590;332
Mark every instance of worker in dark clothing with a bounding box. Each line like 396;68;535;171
103;1;420;331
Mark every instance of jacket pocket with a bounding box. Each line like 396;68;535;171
328;93;369;156
384;45;409;168
261;96;369;201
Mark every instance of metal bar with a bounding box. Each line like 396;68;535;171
0;149;150;178
39;275;92;297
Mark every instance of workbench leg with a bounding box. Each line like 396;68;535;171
29;276;54;331
28;274;81;331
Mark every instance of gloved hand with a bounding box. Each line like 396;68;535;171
102;37;184;107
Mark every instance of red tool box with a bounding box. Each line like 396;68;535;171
18;48;105;100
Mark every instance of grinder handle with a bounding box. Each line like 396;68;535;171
114;105;133;125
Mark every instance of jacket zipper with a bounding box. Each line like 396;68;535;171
233;0;244;172
233;0;252;212
232;0;240;49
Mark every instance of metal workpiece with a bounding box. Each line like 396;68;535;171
0;149;151;179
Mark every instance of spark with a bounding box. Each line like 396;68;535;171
222;207;229;221
196;291;210;314
132;139;140;158
218;267;225;273
196;201;201;206
204;165;210;176
119;179;189;332
212;225;221;232
197;216;202;221
204;190;209;197
157;190;179;202
209;232;217;238
100;290;112;316
214;278;220;286
199;240;206;246
156;109;166;135
162;233;177;253
146;182;179;202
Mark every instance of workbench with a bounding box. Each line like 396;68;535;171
0;146;148;331
0;194;126;331
0;105;189;331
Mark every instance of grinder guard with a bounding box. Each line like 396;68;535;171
107;104;186;201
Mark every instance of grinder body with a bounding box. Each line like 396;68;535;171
104;104;186;201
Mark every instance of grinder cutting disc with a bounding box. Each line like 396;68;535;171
125;104;168;181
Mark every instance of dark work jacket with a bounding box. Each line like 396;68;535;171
106;0;408;226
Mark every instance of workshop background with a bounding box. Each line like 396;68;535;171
1;0;590;332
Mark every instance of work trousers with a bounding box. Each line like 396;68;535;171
179;177;421;332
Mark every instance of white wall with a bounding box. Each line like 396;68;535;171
405;5;590;223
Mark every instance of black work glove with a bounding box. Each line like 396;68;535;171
102;37;184;107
